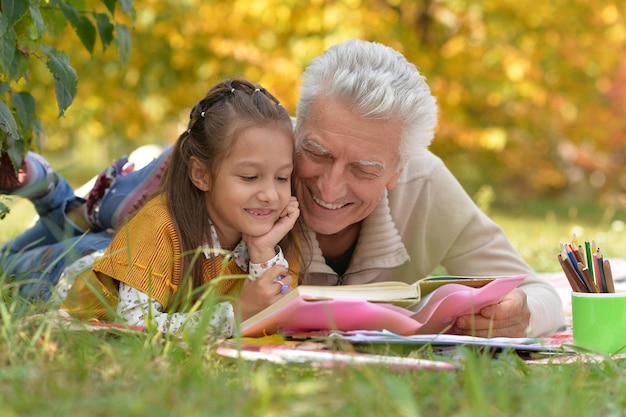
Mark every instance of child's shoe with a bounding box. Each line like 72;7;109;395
0;152;59;200
84;156;134;230
86;146;171;230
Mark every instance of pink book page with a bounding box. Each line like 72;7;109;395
412;274;528;334
240;274;527;337
241;298;420;337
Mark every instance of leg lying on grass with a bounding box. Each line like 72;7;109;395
0;146;169;300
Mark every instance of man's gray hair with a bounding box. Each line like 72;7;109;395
296;39;438;167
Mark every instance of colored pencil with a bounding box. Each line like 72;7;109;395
558;238;617;293
584;239;594;282
593;252;604;292
578;262;598;293
603;259;616;293
558;253;586;293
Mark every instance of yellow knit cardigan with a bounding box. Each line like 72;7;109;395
61;195;300;321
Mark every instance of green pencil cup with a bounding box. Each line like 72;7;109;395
571;291;626;355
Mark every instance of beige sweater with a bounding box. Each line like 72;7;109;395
302;150;565;337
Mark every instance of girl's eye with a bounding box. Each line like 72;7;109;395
240;176;256;181
276;176;290;182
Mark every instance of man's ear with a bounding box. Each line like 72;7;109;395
189;156;211;191
386;167;403;191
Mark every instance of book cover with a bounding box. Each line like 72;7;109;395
239;274;528;337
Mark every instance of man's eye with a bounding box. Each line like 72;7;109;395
304;148;327;159
353;168;380;179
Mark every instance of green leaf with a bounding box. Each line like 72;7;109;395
75;16;97;54
0;200;10;220
59;2;96;54
8;45;29;80
0;29;17;78
0;0;29;27
6;136;25;168
40;3;67;38
33;119;43;149
0;14;8;37
94;12;114;52
56;1;81;29
119;0;134;15
102;0;116;15
12;91;36;129
28;3;47;37
40;46;78;117
115;23;130;65
0;100;19;150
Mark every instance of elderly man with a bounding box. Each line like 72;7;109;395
291;39;563;337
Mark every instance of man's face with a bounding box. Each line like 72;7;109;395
294;96;403;238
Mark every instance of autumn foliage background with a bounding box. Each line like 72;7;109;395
22;0;626;213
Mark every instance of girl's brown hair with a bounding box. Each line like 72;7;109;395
159;79;306;301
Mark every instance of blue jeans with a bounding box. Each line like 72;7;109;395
1;167;112;300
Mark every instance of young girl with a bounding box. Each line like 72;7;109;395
61;79;304;338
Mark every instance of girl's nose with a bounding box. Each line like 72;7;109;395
258;183;279;203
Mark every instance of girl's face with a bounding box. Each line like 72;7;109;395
205;125;294;248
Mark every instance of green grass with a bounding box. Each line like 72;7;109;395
3;198;626;417
1;197;38;242
3;317;626;417
491;199;626;272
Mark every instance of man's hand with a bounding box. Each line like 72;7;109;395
451;288;531;337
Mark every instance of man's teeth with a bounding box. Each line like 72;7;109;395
312;194;346;210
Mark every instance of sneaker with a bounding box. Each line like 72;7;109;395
0;151;58;200
84;156;134;230
93;146;172;230
0;152;23;191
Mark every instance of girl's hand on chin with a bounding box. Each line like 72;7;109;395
244;196;299;263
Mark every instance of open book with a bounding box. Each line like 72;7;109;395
239;275;528;337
